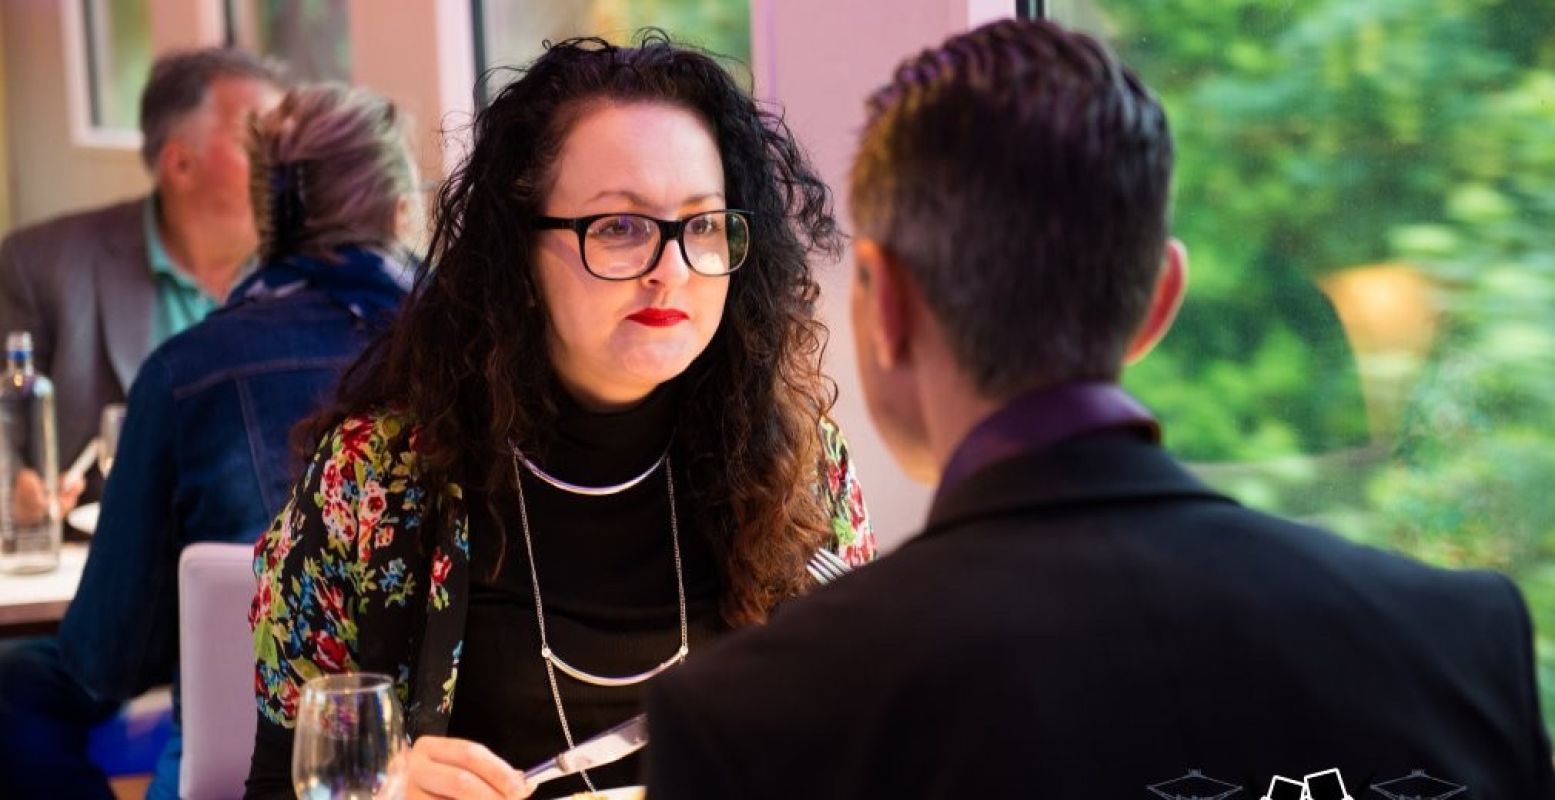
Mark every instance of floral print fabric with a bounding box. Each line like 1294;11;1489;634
251;411;875;733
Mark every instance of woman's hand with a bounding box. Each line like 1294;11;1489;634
399;735;533;800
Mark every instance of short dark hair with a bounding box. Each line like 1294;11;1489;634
138;47;282;169
850;19;1174;396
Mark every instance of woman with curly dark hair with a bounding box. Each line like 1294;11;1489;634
245;32;874;799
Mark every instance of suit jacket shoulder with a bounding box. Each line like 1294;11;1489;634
646;433;1554;799
0;196;147;366
0;197;144;271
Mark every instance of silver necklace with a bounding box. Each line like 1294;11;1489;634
515;447;667;496
511;448;688;792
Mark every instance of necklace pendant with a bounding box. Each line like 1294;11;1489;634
516;446;669;497
545;648;688;688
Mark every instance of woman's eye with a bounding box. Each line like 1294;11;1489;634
687;215;723;236
590;217;649;242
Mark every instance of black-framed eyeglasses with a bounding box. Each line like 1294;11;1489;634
534;209;753;281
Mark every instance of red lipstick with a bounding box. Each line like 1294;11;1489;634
627;308;689;327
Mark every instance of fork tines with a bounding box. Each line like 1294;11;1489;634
806;548;853;585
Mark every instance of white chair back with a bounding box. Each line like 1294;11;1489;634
178;542;260;799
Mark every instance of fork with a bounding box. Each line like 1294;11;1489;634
806;547;854;585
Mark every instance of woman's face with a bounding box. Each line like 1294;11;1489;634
534;101;732;411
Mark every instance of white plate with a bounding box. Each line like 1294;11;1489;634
550;787;644;800
67;502;100;534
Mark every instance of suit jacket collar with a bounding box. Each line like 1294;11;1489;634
921;432;1236;539
95;198;156;392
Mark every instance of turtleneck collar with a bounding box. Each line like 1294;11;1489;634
525;379;682;488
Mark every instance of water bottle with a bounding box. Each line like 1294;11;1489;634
0;331;61;574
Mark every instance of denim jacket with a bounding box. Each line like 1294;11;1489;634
56;246;410;786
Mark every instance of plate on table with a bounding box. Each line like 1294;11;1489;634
67;502;100;534
555;788;644;800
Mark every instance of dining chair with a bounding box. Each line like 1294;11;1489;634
178;541;259;799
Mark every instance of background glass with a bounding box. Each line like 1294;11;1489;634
477;0;752;100
293;673;405;800
97;403;124;479
1050;0;1555;736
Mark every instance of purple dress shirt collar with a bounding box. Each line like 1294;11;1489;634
936;381;1160;502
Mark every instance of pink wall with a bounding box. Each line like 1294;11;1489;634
753;0;1012;550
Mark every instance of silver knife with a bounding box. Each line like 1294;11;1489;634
525;713;650;788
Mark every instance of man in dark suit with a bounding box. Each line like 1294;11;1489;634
0;48;280;512
645;19;1554;800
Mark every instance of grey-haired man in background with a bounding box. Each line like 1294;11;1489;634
0;47;282;518
0;47;281;800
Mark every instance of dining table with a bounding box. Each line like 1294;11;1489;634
0;542;87;637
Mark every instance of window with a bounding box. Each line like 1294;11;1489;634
1049;0;1555;733
226;0;351;83
475;0;752;98
82;0;153;131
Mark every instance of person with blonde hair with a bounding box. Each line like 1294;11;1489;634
0;83;418;799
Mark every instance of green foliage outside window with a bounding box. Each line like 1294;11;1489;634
1063;0;1555;734
480;0;752;94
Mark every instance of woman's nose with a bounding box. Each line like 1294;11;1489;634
642;238;693;288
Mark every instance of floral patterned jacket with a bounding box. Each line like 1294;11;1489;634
250;410;876;736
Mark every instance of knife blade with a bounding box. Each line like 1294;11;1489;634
525;713;649;787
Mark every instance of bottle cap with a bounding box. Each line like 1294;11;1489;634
5;331;32;356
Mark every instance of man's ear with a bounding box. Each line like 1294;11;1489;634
154;136;195;190
1124;237;1188;365
853;239;914;371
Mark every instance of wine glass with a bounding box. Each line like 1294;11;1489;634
97;404;126;478
293;673;406;800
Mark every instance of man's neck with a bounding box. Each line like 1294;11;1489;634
916;363;1006;485
156;195;251;301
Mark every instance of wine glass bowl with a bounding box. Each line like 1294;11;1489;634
292;673;405;800
97;404;126;478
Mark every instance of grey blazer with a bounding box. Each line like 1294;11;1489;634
0;197;157;475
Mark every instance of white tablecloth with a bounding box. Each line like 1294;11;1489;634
0;543;86;627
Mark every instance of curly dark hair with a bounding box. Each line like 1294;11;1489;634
306;31;842;627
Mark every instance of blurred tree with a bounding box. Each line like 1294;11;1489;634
1074;0;1555;734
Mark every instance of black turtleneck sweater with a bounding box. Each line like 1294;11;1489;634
447;383;725;793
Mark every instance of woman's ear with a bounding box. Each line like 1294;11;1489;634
1124;237;1188;365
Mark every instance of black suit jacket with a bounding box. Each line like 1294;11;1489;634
646;433;1554;799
